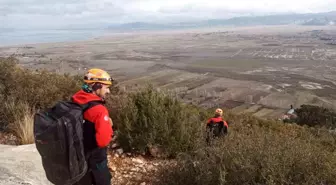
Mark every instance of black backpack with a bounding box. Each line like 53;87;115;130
33;100;102;185
207;119;228;137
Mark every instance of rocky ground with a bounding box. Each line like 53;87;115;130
107;137;174;185
0;132;19;145
0;144;53;185
107;149;173;185
0;132;172;185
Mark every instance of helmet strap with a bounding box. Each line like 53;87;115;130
82;83;93;93
82;83;103;94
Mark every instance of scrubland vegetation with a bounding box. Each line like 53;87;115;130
1;57;336;184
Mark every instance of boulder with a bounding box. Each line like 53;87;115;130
0;144;52;185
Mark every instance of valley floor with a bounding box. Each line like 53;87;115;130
1;25;336;119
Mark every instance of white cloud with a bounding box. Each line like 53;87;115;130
0;0;336;29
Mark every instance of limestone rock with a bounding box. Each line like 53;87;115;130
0;144;53;185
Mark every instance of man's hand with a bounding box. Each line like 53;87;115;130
109;117;113;127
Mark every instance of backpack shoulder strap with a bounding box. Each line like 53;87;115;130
70;97;104;113
82;100;104;113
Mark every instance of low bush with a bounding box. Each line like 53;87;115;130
158;120;336;185
114;85;212;157
0;57;82;131
295;104;336;128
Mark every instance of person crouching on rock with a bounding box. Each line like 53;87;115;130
206;108;228;144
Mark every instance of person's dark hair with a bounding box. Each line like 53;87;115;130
82;83;103;93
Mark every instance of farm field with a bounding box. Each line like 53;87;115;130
1;25;336;119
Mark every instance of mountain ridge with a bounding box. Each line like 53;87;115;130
107;11;336;31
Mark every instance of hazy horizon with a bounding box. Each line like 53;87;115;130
1;0;336;30
1;0;336;46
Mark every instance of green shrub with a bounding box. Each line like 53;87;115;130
0;57;81;131
114;85;211;157
295;104;336;128
0;58;82;109
158;120;336;185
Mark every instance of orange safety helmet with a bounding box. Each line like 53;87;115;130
84;68;113;85
215;108;223;116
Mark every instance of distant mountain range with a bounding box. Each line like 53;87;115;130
108;11;336;31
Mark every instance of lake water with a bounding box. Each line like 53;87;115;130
0;29;108;46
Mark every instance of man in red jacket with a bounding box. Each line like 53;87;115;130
206;108;228;144
73;68;114;185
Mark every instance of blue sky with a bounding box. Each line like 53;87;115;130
1;0;336;29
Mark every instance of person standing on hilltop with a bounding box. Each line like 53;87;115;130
72;68;114;185
206;108;228;144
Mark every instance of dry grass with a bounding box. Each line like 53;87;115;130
17;111;35;145
5;101;35;145
14;105;35;145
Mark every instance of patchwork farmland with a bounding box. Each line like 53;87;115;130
1;25;336;119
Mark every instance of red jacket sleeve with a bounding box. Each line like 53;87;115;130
85;105;113;148
224;121;228;128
